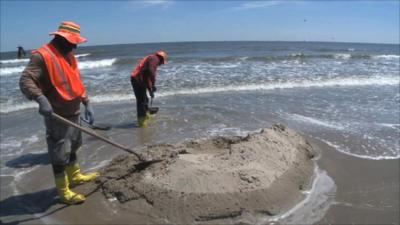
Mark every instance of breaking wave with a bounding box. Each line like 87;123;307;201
173;53;400;63
0;58;117;76
0;66;25;76
371;54;400;60
3;75;398;114
0;58;29;64
79;58;117;70
76;53;91;58
314;137;400;160
284;114;346;130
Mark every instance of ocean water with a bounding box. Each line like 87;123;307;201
1;41;399;160
0;41;399;223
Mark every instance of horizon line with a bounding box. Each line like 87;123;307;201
1;40;399;53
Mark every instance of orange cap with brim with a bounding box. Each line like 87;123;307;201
155;51;168;64
49;21;87;44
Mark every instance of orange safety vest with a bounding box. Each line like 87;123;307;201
131;56;149;78
131;56;153;88
34;44;86;101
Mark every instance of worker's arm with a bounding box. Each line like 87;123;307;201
19;53;53;117
19;54;46;100
146;56;159;92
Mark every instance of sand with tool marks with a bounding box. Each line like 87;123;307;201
96;124;315;224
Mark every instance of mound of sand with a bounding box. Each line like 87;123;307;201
97;124;315;224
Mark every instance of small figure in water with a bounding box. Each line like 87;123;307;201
130;51;168;127
17;46;26;58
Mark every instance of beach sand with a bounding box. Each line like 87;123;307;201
311;138;399;224
1;124;316;224
96;124;315;224
0;109;398;224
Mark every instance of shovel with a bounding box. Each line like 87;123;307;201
148;97;159;115
52;113;161;165
80;116;112;130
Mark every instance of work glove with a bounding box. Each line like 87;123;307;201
152;86;157;93
84;102;95;125
36;95;53;117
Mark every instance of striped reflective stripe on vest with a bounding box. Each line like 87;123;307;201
42;46;75;99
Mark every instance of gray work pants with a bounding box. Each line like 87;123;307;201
45;115;82;168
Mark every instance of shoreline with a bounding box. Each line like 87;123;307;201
311;137;400;224
0;116;398;224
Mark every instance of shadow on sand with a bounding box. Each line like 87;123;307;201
0;182;103;225
6;153;50;168
112;122;139;129
0;188;62;225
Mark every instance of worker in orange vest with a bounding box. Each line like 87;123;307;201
130;51;168;127
19;21;99;205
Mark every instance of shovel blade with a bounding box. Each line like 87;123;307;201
92;123;112;130
148;107;159;115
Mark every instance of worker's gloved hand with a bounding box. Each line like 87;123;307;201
84;102;95;125
152;86;157;93
36;95;53;117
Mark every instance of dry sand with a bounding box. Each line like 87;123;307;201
95;124;315;224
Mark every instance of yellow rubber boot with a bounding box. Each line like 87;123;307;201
147;111;155;118
66;163;100;186
55;175;86;205
138;116;150;127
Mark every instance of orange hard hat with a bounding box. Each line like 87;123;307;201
50;21;87;45
155;51;168;64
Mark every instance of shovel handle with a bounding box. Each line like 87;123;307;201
51;113;142;160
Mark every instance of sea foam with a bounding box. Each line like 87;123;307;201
267;166;336;224
0;58;30;64
0;58;116;76
284;114;346;130
0;66;25;76
76;53;91;58
79;58;117;69
333;53;351;60
314;137;400;160
372;55;400;60
2;75;399;113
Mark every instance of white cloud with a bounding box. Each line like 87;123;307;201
233;1;283;11
126;0;173;11
143;0;171;6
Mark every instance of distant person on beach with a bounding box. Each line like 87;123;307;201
130;51;168;127
19;21;99;205
17;46;26;58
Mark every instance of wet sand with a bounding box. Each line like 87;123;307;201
1;124;316;225
311;138;399;224
0;108;398;224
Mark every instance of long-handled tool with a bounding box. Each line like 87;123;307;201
148;97;159;115
52;113;159;164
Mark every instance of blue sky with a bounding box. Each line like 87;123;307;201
1;0;399;52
